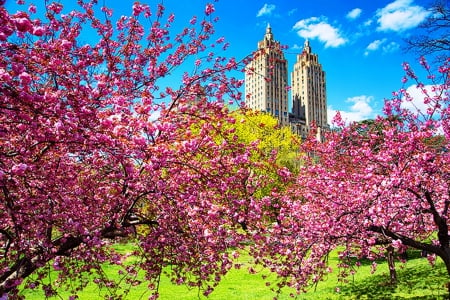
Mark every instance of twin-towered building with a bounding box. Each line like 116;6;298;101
245;24;328;138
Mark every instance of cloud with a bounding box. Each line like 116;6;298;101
364;38;386;55
149;110;161;121
328;95;375;124
288;8;298;16
401;84;438;114
293;16;347;48
364;19;373;26
376;0;430;32
382;41;400;53
364;39;399;55
367;39;386;51
257;4;276;17
347;8;362;20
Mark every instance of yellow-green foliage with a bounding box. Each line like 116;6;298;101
228;109;301;172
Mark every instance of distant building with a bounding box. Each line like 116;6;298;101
290;40;328;137
244;24;289;126
245;26;328;138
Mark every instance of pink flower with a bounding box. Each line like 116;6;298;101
47;3;63;14
0;69;12;81
60;39;72;50
11;163;28;176
167;13;175;23
205;3;215;16
32;26;45;36
28;4;37;14
15;17;33;32
132;3;142;16
53;261;63;271
19;72;32;84
391;239;403;249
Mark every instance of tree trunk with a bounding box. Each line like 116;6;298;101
386;245;397;285
440;250;450;300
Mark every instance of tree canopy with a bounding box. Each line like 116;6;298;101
0;1;278;298
250;57;450;294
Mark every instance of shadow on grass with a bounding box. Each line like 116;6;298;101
341;250;424;267
337;257;449;300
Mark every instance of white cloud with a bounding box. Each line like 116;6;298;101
382;41;400;53
368;39;386;51
257;4;276;17
376;0;430;32
293;16;347;48
288;8;298;16
347;8;362;20
149;110;161;121
401;84;437;114
364;39;399;56
328;95;375;124
401;84;450;137
364;19;373;27
364;38;386;55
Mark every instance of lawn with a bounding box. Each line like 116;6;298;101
19;243;449;299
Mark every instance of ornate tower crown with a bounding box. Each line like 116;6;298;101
265;23;273;41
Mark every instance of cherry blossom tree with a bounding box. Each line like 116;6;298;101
250;57;450;295
0;1;286;298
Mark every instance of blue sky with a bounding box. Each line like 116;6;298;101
208;0;435;123
6;0;436;124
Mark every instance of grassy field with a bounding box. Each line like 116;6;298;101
20;244;449;299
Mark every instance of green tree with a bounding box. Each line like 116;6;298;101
228;109;301;173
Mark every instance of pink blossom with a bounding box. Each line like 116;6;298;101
19;71;32;84
205;3;215;16
47;2;63;14
60;39;72;50
11;163;28;175
0;69;12;81
132;3;142;16
14;17;33;32
167;13;175;23
28;4;37;14
32;26;44;36
391;239;403;249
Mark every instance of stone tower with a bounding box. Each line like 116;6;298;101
244;24;289;125
291;40;328;134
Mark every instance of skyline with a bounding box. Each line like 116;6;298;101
209;0;436;124
5;0;439;124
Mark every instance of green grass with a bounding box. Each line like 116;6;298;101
19;244;450;299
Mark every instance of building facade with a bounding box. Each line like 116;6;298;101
290;40;328;137
245;27;328;138
244;24;289;125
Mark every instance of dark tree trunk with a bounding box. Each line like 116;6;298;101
439;249;450;299
386;245;397;285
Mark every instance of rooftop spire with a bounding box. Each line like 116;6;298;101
264;23;273;40
303;39;311;53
